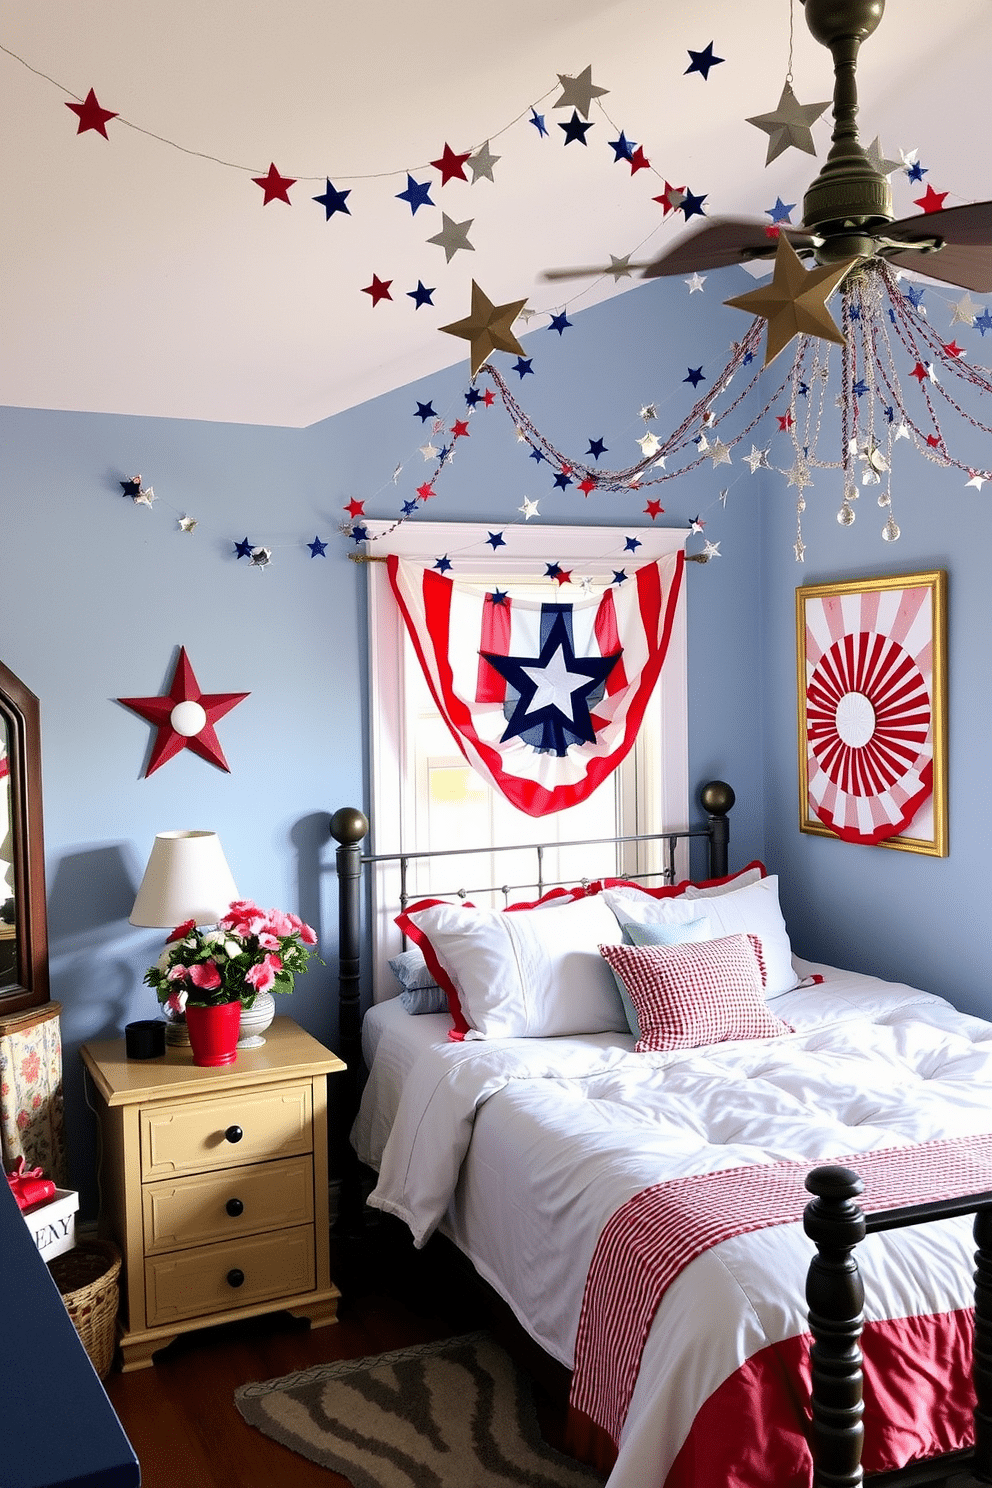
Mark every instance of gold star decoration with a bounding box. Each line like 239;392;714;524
723;235;858;366
439;281;528;376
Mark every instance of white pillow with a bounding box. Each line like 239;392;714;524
402;892;628;1039
682;866;763;898
602;875;798;997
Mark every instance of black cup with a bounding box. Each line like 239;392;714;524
125;1020;166;1059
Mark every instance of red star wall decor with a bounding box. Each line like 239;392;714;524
118;647;249;776
65;88;118;138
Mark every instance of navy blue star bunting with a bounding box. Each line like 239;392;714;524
481;609;621;756
313;180;351;218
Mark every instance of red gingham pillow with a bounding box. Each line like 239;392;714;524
599;933;793;1052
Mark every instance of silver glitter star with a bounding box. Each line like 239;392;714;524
707;439;732;468
467;141;501;183
744;444;770;473
553;64;608;118
177;514;197;533
427;213;475;262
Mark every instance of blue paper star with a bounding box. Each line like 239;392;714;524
434;555;452;573
906;160;928;182
624;535;642;552
407;281;435;308
883;406;895;423
797;381;809;397
684;42;724;79
848;305;861;320
684;366;706;387
547;311;573;335
313;180;351;219
766;197;795;224
401;499;419;516
680;188;708;220
852;378;869;397
587;437;607;460
481;609;621;755
545;563;563;580
351;524;368;543
414;400;437;422
486;531;506;550
513;357;534;378
612;570;628;585
463;387;482;406
976;309;992;336
490;589;508;606
234;537;253;559
904;284;926;310
553;470;573;490
437;444;453;464
307;535;328;557
396;175;434;214
607;131;635;162
529;446;547;464
559;110;594;145
529;108;548;137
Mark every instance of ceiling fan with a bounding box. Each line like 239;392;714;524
545;0;992;295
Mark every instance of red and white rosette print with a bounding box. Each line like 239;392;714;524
804;584;934;844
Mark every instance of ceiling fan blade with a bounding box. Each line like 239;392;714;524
880;201;992;293
638;219;818;279
883;240;992;295
541;263;651;282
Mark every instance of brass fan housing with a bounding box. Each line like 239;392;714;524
800;0;893;257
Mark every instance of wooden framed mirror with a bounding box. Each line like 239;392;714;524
0;661;49;1013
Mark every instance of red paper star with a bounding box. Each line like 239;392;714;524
363;275;393;306
942;340;965;359
416;482;435;500
450;419;470;439
482;388;496;407
65;88;118;138
553;568;573;587
252;163;296;205
653;182;685;215
911;361;930;383
578;477;598;495
777;411;794;430
431;143;472;184
644;499;665;519
118;648;249;777
914;184;949;214
344;498;365;518
627;147;651;174
926;434;943;448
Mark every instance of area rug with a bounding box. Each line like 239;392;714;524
234;1330;605;1488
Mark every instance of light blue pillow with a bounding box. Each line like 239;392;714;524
612;915;712;1038
388;948;448;1016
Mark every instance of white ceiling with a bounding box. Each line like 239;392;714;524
2;0;989;428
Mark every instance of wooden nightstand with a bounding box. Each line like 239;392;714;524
81;1017;345;1371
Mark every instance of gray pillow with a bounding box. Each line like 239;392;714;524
388;948;448;1016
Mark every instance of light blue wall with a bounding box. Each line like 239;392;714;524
1;274;767;1211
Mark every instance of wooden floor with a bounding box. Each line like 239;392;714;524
103;1216;573;1488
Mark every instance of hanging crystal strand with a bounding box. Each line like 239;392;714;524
837;279;858;526
790;337;812;560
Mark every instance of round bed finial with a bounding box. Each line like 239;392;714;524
699;780;735;816
329;806;369;845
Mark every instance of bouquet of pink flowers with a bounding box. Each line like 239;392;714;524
144;899;320;1014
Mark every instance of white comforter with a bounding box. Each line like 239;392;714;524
353;963;992;1486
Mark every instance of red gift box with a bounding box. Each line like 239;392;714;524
6;1155;57;1212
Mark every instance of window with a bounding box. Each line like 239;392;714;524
363;520;689;996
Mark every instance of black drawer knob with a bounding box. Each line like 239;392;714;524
224;1125;243;1144
227;1268;245;1288
225;1198;244;1217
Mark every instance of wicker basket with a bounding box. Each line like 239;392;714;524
48;1238;122;1380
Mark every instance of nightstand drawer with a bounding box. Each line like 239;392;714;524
142;1155;315;1253
144;1224;317;1326
139;1083;313;1179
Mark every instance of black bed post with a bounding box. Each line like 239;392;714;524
974;1208;992;1481
329;805;369;1237
803;1166;868;1488
699;780;735;879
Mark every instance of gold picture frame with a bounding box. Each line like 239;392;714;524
796;570;947;856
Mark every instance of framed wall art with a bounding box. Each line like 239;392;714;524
796;570;947;856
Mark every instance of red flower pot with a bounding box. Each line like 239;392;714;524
185;1001;242;1067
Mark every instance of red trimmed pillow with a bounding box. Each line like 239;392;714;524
598;933;793;1053
598;860;767;902
396;884;607;1039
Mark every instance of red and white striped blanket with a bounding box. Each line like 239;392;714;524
571;1132;992;1447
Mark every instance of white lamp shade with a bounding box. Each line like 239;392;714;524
129;831;239;928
